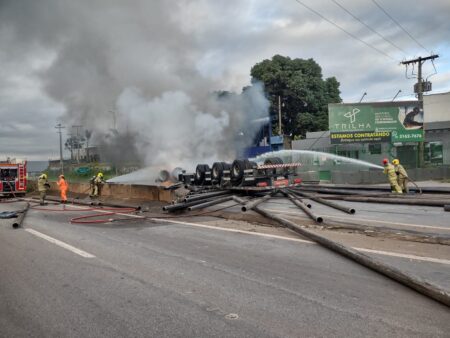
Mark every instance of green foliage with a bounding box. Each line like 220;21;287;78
250;55;341;138
47;168;116;183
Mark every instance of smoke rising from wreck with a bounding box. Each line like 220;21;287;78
116;84;269;170
0;0;269;171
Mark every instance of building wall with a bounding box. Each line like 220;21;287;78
424;92;450;122
292;92;450;168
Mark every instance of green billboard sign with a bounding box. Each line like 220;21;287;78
328;102;424;143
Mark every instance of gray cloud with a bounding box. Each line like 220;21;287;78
0;0;449;161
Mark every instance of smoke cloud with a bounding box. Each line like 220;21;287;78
0;0;269;169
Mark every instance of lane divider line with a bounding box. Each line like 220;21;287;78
32;202;450;265
25;228;95;258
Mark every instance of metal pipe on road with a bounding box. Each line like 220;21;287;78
285;192;323;223
252;206;450;308
291;189;355;214
184;190;231;203
241;193;274;212
187;196;234;211
164;195;226;212
325;195;450;207
12;203;29;229
232;196;247;205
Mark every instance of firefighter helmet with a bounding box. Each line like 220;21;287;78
392;159;400;165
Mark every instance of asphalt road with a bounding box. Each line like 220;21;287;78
0;201;449;337
239;197;450;235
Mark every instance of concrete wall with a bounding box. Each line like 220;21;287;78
424;92;450;122
46;182;174;202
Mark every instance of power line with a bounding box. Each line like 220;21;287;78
371;0;430;54
292;0;396;61
331;0;407;56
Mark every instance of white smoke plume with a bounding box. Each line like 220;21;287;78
0;0;270;171
116;83;268;170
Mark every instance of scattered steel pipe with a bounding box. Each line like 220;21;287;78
12;203;30;229
232;196;247;205
252;206;450;308
187;196;234;211
291;189;355;214
308;184;448;195
163;196;225;212
291;186;370;196
241;193;274;212
285;192;323;223
324;195;450;207
184;190;231;203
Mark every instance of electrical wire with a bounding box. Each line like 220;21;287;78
292;0;396;61
425;60;437;81
331;0;407;56
370;0;430;54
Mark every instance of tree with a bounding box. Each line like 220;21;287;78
85;130;92;162
65;135;85;162
250;55;341;138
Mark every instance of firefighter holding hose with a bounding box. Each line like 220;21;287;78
57;174;69;204
37;173;51;205
91;172;105;198
382;158;402;194
392;159;409;193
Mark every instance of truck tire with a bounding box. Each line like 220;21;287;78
195;164;210;185
231;160;257;185
231;159;246;185
211;162;230;183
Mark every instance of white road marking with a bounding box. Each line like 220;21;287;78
150;218;450;266
28;201;450;265
67;204;145;218
354;247;450;265
264;208;450;231
25;228;95;258
149;218;313;244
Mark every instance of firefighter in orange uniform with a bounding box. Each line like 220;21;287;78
57;174;69;203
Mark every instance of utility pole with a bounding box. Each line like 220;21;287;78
55;123;65;174
72;125;83;163
278;96;282;135
401;54;439;167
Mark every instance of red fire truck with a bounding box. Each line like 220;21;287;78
0;160;27;196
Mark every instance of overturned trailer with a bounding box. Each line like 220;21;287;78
179;157;303;190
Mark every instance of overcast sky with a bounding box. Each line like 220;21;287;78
1;0;449;160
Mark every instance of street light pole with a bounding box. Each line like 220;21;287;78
55;123;65;174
